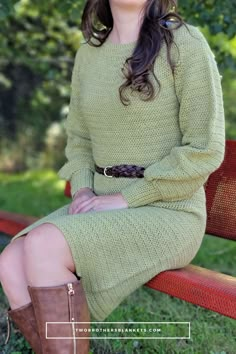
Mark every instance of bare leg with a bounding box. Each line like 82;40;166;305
23;223;78;286
0;223;88;353
0;222;78;307
23;223;90;353
0;236;31;310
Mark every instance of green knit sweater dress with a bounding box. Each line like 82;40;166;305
10;23;225;321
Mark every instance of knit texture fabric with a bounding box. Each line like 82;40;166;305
10;23;225;321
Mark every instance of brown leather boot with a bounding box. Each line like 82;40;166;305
28;279;90;354
4;302;42;354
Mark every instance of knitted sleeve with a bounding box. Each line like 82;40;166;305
57;48;95;198
120;30;226;208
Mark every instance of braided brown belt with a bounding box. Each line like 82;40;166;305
95;163;145;178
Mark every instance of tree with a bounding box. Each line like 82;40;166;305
1;0;235;69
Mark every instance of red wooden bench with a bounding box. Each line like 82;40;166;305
1;140;236;320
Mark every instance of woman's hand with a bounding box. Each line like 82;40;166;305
70;192;129;214
68;187;96;215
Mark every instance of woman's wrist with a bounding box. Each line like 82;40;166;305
73;187;93;199
114;192;129;208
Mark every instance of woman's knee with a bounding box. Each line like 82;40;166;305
24;224;64;256
0;237;25;283
24;223;75;272
24;224;51;256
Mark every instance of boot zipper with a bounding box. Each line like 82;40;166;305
67;282;76;354
4;311;11;345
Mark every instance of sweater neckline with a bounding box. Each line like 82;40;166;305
100;38;138;52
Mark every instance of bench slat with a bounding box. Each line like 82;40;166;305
1;215;235;319
0;211;38;236
145;264;236;319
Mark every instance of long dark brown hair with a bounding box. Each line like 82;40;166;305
80;0;190;106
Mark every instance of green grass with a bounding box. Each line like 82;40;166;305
0;169;235;353
0;169;68;217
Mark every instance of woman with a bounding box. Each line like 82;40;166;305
0;0;225;353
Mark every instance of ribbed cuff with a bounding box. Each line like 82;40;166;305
120;178;162;208
70;169;94;198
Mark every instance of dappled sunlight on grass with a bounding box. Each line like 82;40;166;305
53;179;67;192
0;168;69;216
0;168;57;182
